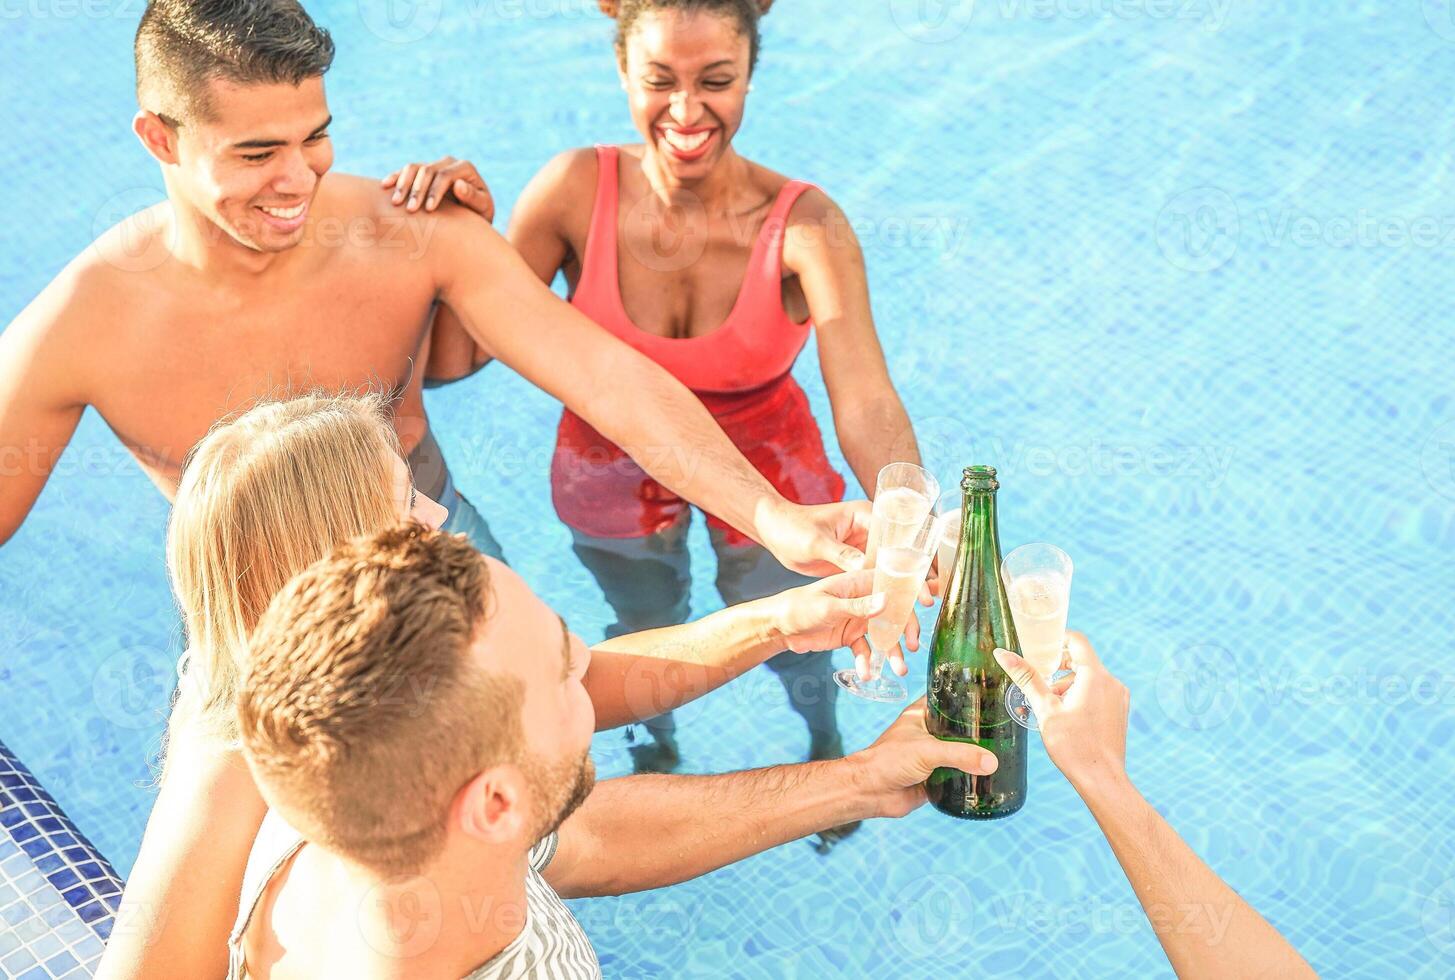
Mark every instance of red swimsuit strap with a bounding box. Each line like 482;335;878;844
573;144;622;315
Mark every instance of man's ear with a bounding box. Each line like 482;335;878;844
453;766;527;846
134;110;179;166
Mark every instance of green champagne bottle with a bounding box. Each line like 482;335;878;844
926;465;1027;819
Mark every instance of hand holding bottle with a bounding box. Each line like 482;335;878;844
993;631;1128;794
847;697;999;818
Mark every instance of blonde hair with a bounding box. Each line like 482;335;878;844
239;523;519;876
166;392;401;749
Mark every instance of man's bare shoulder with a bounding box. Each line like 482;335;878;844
14;211;167;346
313;171;504;272
315;171;395;218
317;170;493;225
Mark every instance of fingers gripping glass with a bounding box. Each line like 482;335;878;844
834;497;938;703
1000;543;1074;730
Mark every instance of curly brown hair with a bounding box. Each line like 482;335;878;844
601;0;774;74
238;523;524;876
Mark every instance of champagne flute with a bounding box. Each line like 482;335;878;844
1000;543;1074;730
834;511;938;702
864;462;939;568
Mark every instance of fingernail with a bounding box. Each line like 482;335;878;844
393;190;403;203
408;195;417;208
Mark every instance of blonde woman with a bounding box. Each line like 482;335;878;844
100;392;444;980
99;393;888;980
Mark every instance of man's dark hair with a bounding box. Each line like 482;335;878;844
135;0;335;124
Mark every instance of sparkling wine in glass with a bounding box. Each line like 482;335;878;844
864;463;939;569
835;505;937;703
1000;543;1074;731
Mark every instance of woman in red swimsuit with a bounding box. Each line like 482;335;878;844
510;0;922;787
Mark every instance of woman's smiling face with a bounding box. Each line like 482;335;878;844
620;8;753;178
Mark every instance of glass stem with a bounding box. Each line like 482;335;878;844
865;642;887;681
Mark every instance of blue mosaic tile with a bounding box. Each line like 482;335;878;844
28;932;62;962
46;868;79;891
3;948;39;975
45;950;79;975
0;740;122;979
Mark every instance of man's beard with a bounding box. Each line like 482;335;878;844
527;748;596;843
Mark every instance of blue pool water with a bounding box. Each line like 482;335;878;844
3;2;1454;977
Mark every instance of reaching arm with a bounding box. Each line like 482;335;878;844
586;570;886;730
0;268;93;546
96;730;268;980
375;156;502;389
785;189;920;496
423;150;588;388
422;202;866;574
421;302;492;389
544;698;998;898
995;635;1317;980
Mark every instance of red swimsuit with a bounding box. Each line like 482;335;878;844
551;145;846;543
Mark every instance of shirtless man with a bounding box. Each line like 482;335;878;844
0;0;867;574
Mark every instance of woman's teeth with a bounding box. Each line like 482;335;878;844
259;203;306;219
662;129;711;152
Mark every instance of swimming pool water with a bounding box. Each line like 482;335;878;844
3;2;1454;977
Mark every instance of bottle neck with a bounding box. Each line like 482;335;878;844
961;488;1001;567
